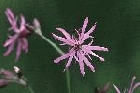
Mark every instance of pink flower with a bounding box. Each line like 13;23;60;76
3;8;30;61
113;76;140;93
53;17;108;76
0;67;27;88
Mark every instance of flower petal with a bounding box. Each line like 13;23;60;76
16;40;22;60
131;82;140;93
65;54;74;70
0;69;15;79
86;23;97;36
83;45;108;51
77;51;85;76
5;8;17;31
80;17;88;40
22;38;28;53
3;34;19;47
82;23;96;42
91;46;108;51
90;52;105;61
5;8;15;25
83;56;95;72
52;33;74;46
129;76;136;93
54;48;75;63
79;60;85;76
52;33;68;43
113;84;121;93
56;28;71;40
66;51;75;69
3;42;14;56
3;38;14;47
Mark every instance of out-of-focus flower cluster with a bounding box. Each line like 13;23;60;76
0;67;27;88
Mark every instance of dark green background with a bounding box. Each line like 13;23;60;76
0;0;140;93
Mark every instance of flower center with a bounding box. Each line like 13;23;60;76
74;44;82;51
19;30;31;38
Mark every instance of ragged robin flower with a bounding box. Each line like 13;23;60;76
52;17;108;76
3;8;31;61
113;76;140;93
0;67;27;88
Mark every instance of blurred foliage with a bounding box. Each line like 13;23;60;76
0;0;140;93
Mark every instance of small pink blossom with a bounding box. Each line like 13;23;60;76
0;68;27;88
3;8;30;61
113;76;140;93
53;17;108;76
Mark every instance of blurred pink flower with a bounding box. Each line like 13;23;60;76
0;68;27;88
3;8;30;61
53;17;108;76
113;76;140;93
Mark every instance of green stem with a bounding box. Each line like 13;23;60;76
41;35;64;55
41;35;71;93
66;69;71;93
28;85;34;93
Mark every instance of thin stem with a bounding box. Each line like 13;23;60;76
28;85;34;93
41;35;63;55
66;69;71;93
41;35;71;93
